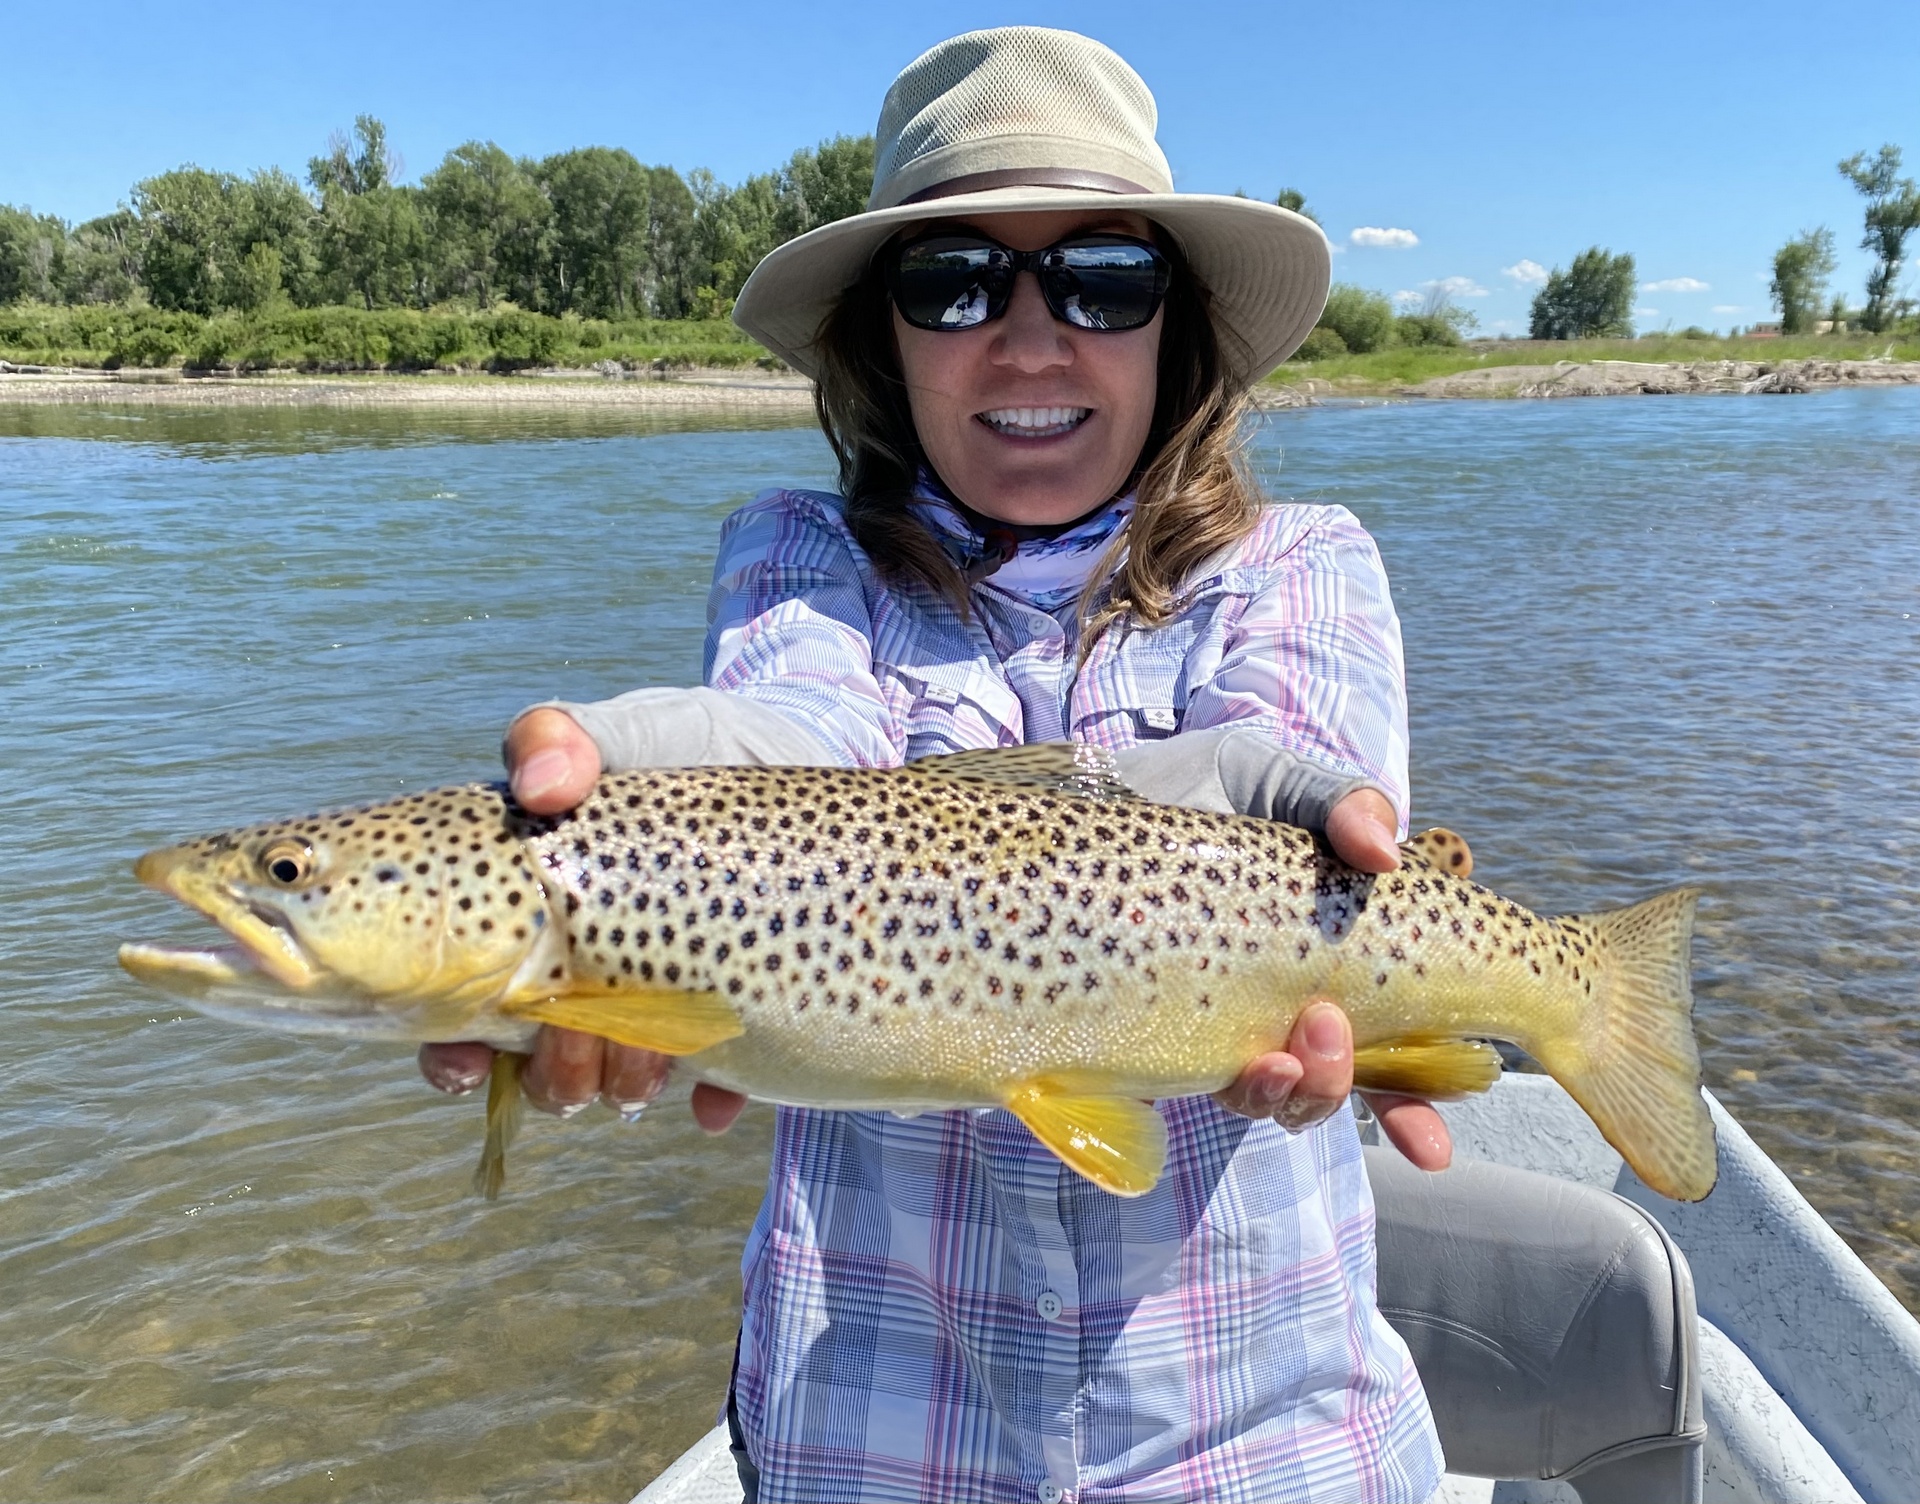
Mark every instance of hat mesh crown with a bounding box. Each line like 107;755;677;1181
871;27;1172;210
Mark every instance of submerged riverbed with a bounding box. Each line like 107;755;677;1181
2;390;1915;1500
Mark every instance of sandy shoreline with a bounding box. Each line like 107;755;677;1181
1;357;1914;411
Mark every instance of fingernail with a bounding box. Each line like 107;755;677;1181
516;749;571;801
556;1100;589;1120
1277;1096;1337;1134
616;1101;649;1124
1303;1003;1346;1060
1254;1057;1304;1110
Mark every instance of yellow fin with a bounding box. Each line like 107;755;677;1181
1401;827;1474;878
505;984;743;1056
472;1051;526;1201
1353;1037;1503;1100
1532;889;1718;1202
909;743;1137;803
1003;1082;1169;1197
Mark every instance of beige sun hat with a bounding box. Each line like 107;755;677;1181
731;26;1330;386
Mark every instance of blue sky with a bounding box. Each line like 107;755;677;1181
7;1;1918;334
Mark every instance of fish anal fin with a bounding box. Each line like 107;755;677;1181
1003;1082;1169;1197
504;985;742;1056
909;744;1138;803
1401;827;1474;878
472;1051;526;1201
1353;1037;1503;1100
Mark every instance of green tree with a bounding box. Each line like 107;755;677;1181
310;115;397;198
1316;282;1397;352
1529;248;1635;339
132;167;247;313
308;118;428;311
693;169;784;307
776;135;876;239
536;146;653;316
644;165;701;317
63;210;140;304
422;141;552;307
1769;228;1837;334
1275;188;1318;224
0;205;67;304
1838;144;1920;333
234;168;320;305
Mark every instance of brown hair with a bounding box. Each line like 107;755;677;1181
811;231;1264;647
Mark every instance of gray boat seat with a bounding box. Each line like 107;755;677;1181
1367;1147;1706;1504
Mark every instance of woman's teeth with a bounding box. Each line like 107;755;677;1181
979;406;1091;438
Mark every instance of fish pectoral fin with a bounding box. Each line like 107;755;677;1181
1400;827;1474;878
502;985;743;1056
1003;1083;1169;1197
473;1051;526;1201
908;744;1139;803
1352;1037;1503;1100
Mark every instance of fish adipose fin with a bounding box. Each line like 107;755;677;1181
503;986;743;1055
473;1051;526;1200
1003;1082;1169;1196
909;744;1138;803
1353;1037;1502;1099
1400;827;1474;878
1533;889;1719;1202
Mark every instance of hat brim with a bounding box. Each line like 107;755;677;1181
731;186;1330;386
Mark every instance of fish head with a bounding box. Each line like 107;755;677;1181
120;784;561;1042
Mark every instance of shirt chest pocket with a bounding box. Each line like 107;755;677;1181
884;663;1024;760
1071;580;1252;745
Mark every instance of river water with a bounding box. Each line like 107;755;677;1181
2;390;1915;1500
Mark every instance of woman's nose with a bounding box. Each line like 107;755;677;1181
989;271;1073;373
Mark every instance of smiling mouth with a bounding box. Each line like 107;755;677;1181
978;406;1091;439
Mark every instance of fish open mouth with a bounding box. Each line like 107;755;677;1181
130;844;322;992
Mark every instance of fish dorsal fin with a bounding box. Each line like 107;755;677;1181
1002;1081;1169;1196
1401;826;1474;878
503;983;743;1056
908;743;1138;803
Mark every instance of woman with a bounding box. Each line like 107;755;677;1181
425;27;1450;1503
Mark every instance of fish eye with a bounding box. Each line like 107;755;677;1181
261;842;313;886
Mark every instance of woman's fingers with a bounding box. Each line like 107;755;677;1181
419;1040;494;1094
690;1083;749;1134
1362;1092;1453;1171
1324;787;1402;874
1215;1001;1354;1130
504;707;603;815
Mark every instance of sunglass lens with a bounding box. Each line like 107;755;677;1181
892;239;1010;330
1043;241;1170;331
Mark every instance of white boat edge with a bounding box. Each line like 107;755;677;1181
631;1074;1920;1504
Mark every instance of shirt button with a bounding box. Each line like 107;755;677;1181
1035;1290;1063;1321
1037;1484;1065;1504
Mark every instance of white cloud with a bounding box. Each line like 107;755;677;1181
1502;258;1549;285
1634;306;1662;318
1711;304;1743;314
1643;276;1710;294
1426;275;1489;298
1350;226;1419;249
1391;290;1423;309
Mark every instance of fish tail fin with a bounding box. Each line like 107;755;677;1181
472;1051;526;1201
1533;888;1718;1201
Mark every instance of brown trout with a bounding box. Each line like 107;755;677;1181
119;746;1717;1201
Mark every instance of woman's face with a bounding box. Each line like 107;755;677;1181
893;209;1163;526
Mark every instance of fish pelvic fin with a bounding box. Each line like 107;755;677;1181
1353;1037;1502;1100
1534;888;1718;1202
502;985;743;1056
473;1051;526;1201
1003;1083;1169;1197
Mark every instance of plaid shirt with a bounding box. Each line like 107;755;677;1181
703;489;1442;1504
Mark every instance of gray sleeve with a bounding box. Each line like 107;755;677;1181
520;687;844;770
1110;724;1385;830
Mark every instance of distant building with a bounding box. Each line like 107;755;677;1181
1815;319;1848;335
1746;322;1783;339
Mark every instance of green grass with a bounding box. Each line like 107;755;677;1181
1268;333;1920;393
0;302;774;373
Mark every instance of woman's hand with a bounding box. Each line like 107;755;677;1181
415;708;752;1131
1212;787;1454;1172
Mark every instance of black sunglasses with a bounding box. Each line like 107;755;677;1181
885;232;1173;334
